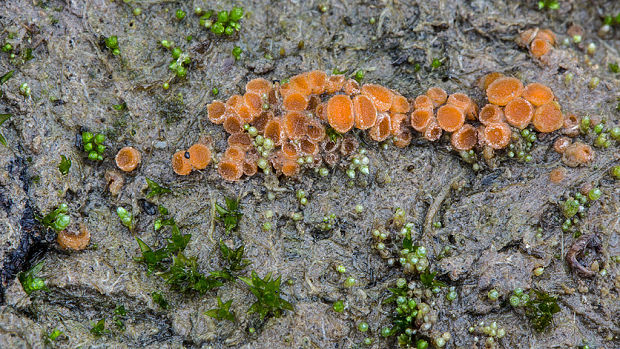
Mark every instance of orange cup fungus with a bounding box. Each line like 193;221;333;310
353;95;377;130
522;83;554;106
426;87;447;107
504;97;534;129
519;28;556;59
436;104;465;132
115;146;141;172
532;102;563;133
451;124;478;151
199;70;580;181
478;104;504;125
327;94;355;133
188;143;212;170
486;77;524;106
361;84;394;112
483;122;512;149
172;150;192;175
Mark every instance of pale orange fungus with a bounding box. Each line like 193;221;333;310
244;92;263;117
535;29;556;45
340;136;359;156
57;223;90;250
281;159;300;176
549;167;566;183
315;102;328;122
264;118;286;145
306;119;326;142
369;113;391;141
218;160;243;181
390;94;411;114
518;29;537;47
236;104;254;123
426;87;447;107
326;75;346;94
436;104;465;132
447;93;477;120
115;146;141;172
423;119;442;141
284;111;308;140
223;113;244;134
207;101;227;124
486;77;524;106
393;129;412;148
188;143;211;170
530;38;552;58
327;94;355;133
478;104;504;125
483;122;512;149
308;70;328;94
352;95;377;130
228;133;252;151
282;140;299;158
414;95;434;110
343;79;361;95
410;109;434;132
361;84;394;112
562;114;580;137
251;111;272;132
504;97;534;129
172;151;192;175
553;136;571;154
289;73;311;96
522;83;554;107
390;113;408;135
224;146;246;164
245;78;272;96
562;142;593;167
226;94;244;110
479;72;505;90
243;159;258;176
532;102;563;133
282;92;309;111
451;124;478;151
300;138;319;155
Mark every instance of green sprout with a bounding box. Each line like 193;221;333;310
89;318;108;337
206;7;243;35
145;178;172;198
205;297;236;322
419;269;446;288
175;9;186;20
332;300;344;312
239;271;294;320
0;113;11;147
112;305;127;331
39;204;70;232
210;239;251;280
215;197;243;234
58;155;71;175
19;82;30;97
159;251;224;294
45;328;64;343
151;291;169;309
232;46;242;60
431;58;442;69
524;290;560;332
81;131;105;161
18;261;48;295
354;69;365;83
104;35;120;55
116;206;134;231
538;0;560;10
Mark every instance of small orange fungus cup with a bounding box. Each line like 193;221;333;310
115;146;141;172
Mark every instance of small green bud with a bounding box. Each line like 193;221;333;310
230;7;244;21
94;133;105;145
175;9;186;20
88;151;99;161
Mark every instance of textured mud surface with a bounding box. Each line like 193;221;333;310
0;0;619;348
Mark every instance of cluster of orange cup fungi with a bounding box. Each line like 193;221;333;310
518;28;556;60
172;142;212;175
194;69;574;181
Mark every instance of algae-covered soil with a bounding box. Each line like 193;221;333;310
0;0;619;348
